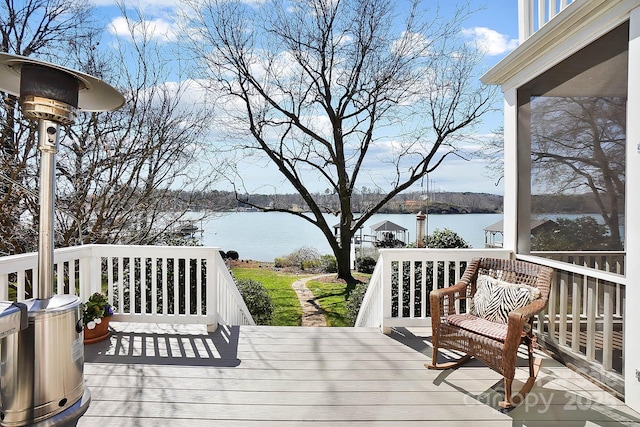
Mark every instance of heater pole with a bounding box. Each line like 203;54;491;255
36;119;59;300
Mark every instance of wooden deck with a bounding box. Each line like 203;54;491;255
79;323;640;426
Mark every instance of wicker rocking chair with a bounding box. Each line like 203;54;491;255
427;257;553;408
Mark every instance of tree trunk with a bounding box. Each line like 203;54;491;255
334;240;357;289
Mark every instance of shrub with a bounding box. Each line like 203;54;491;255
356;256;376;274
302;259;320;270
274;246;322;270
235;278;274;325
424;228;471;249
319;254;337;273
226;250;239;260
346;282;369;326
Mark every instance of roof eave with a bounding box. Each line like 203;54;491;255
481;0;628;87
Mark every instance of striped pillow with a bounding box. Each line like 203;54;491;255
471;274;541;324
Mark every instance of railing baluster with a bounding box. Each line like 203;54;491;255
17;271;25;301
548;272;557;340
420;261;427;318
185;258;191;316
409;260;415;318
196;258;202;317
141;257;147;315
572;275;581;353
162;257;168;315
586;275;596;362
150;257;157;316
173;258;179;315
603;283;614;371
107;257;114;307
558;270;568;346
538;0;547;29
117;256;124;313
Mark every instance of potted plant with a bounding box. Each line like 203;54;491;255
82;292;114;344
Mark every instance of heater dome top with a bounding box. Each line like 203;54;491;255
0;52;124;112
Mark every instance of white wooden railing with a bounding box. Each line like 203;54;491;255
533;251;625;317
519;0;576;41
0;245;255;330
355;247;627;395
355;248;512;332
519;254;626;383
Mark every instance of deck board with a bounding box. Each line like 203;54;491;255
78;323;640;426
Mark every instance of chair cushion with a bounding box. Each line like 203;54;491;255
471;274;541;324
445;313;521;341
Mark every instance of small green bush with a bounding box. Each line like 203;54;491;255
346;282;369;325
235;278;274;325
424;228;471;249
302;259;320;270
319;254;337;273
356;256;376;274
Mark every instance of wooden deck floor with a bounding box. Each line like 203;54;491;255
79;323;640;426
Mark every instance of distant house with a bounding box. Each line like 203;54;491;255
483;219;557;248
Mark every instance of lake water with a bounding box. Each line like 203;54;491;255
195;211;504;261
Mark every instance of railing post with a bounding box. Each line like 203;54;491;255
78;247;102;302
207;250;218;332
0;274;7;301
603;284;614;371
381;252;392;334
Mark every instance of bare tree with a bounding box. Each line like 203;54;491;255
0;0;99;254
0;2;218;253
183;0;494;285
478;126;504;186
54;8;218;246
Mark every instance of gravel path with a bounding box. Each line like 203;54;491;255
291;274;334;327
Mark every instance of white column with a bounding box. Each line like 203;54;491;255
502;88;519;255
625;5;640;414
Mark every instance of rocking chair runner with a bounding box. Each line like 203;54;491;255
427;257;554;408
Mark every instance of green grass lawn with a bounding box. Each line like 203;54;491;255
305;279;351;326
231;264;370;327
231;266;311;326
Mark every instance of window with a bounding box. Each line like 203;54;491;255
517;22;628;269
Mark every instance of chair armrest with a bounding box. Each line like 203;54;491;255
502;298;548;375
511;298;547;321
430;280;469;300
429;280;469;320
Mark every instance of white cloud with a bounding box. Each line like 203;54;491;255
109;16;179;43
391;31;430;57
461;27;518;56
91;0;181;8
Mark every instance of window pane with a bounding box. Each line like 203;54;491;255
530;95;625;252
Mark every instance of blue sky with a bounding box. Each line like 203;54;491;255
90;0;520;195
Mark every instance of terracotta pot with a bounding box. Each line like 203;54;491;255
83;317;111;344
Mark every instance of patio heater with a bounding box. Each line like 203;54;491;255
0;53;124;426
